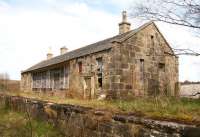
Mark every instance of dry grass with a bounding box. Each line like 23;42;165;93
0;80;20;92
0;104;63;137
5;91;200;125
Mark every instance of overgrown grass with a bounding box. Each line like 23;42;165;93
6;91;200;124
110;97;200;124
0;104;63;137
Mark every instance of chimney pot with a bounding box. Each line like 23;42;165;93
47;53;53;60
60;46;68;55
119;11;131;34
47;47;53;60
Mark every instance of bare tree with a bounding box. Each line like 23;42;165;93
130;0;200;56
173;48;200;56
130;0;200;29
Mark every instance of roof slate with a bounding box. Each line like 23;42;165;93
22;21;154;73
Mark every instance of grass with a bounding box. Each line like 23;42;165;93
0;103;63;137
110;97;200;124
5;91;200;125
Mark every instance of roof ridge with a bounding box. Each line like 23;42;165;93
21;21;156;73
113;21;154;43
60;31;133;58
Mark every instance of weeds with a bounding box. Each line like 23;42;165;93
6;91;200;124
0;104;63;137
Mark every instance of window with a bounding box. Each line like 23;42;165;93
96;57;103;72
53;72;60;89
159;63;165;72
140;59;144;81
78;62;82;73
98;76;102;88
32;72;41;89
32;73;37;90
96;57;103;88
150;35;155;55
63;65;69;89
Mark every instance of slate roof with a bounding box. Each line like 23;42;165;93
22;21;165;73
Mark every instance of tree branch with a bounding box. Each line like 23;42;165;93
130;0;200;29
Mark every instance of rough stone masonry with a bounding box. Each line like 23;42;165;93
0;94;199;137
21;11;179;99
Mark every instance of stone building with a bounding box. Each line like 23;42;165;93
21;11;179;99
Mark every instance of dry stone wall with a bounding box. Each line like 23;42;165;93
0;94;199;137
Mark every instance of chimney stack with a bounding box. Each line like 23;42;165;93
119;11;131;34
47;47;53;60
60;46;68;55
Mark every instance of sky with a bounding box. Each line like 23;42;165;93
0;0;200;81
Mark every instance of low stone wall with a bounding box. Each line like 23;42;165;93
0;94;199;137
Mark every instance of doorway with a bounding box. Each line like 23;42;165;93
84;77;91;99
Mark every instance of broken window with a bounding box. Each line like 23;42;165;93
96;57;103;88
78;62;82;73
96;57;103;72
98;76;102;88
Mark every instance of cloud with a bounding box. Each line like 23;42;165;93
0;1;118;80
0;0;200;82
0;1;11;12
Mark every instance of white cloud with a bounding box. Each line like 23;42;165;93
0;0;200;82
0;1;11;12
62;2;89;16
109;0;136;9
0;2;118;80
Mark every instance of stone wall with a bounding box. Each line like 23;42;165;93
0;94;199;137
21;50;111;99
20;73;32;91
68;50;111;99
21;23;179;99
106;23;179;98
